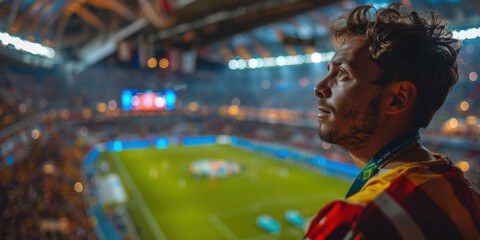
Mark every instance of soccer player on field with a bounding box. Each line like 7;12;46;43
306;3;480;240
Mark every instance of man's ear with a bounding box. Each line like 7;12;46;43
385;81;417;115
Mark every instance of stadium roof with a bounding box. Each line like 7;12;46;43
0;0;478;69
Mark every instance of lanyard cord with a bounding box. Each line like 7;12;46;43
345;130;421;198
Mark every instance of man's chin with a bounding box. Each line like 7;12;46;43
317;129;337;144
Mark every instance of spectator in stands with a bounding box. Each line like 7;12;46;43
307;3;480;239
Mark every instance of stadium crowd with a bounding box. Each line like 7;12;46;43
0;129;96;239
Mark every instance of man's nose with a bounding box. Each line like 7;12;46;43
314;78;331;98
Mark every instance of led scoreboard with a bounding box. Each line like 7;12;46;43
121;89;176;111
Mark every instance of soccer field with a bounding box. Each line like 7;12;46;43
104;144;350;240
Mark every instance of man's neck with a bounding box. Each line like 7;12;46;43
349;131;433;170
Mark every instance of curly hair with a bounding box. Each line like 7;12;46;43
331;3;462;129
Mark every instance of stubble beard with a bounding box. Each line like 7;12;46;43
318;95;381;152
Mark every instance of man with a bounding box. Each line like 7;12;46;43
306;3;480;240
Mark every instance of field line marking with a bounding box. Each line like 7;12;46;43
208;213;240;240
111;152;168;240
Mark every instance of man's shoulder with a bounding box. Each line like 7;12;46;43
349;153;465;203
356;154;480;239
306;154;480;239
379;153;480;204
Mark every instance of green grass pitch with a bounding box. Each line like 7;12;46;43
104;144;350;240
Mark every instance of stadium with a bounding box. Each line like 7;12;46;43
0;0;479;239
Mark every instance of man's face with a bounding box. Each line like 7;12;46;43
315;35;384;152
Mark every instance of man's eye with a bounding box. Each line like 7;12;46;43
337;69;348;80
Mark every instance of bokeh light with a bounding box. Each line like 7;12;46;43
228;105;239;115
97;102;107;113
466;116;478;126
456;161;470;172
43;163;55;174
74;182;84;193
275;56;286;66
155;97;166;108
460;101;469;111
108;100;117;110
469;72;478;81
31;129;40;139
147;58;158;68
228;59;238;70
448;118;458;128
82;109;92;119
311;52;322;63
248;59;259;68
159;58;170;68
237;59;247;69
189;102;199;111
299;77;309;87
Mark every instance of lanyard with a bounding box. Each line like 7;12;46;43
345;130;420;198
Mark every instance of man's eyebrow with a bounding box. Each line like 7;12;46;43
327;57;350;71
332;57;349;67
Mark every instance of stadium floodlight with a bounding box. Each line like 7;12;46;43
248;58;259;68
237;59;247;69
286;55;299;65
257;58;265;68
311;52;322;63
275;56;287;66
452;27;480;40
294;54;306;64
228;59;238;70
229;51;334;70
0;31;56;59
263;57;276;67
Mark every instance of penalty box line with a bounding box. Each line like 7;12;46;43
111;152;168;240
